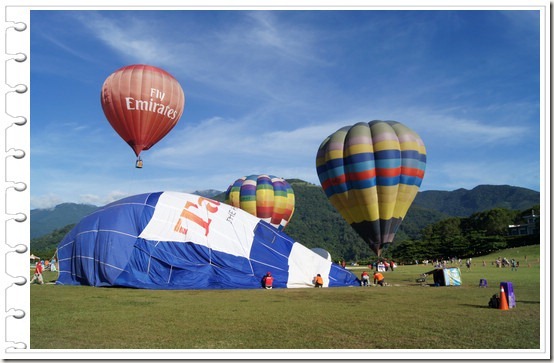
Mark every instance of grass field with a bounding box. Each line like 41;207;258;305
30;245;544;353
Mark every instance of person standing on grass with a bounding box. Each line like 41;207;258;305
30;261;44;285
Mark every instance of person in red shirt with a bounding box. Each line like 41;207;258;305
361;271;370;286
261;272;274;289
373;272;385;286
30;261;44;285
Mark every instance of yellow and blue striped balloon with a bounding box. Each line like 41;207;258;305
225;175;295;231
316;121;426;256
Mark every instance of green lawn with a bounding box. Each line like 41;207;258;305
30;245;544;353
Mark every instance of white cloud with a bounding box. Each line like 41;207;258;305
434;118;527;145
73;11;330;106
149;116;347;171
79;190;130;206
76;12;172;66
31;194;64;210
383;107;531;148
37;31;97;64
240;12;323;65
425;159;540;192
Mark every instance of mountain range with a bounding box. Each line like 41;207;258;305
414;185;540;217
30;182;540;258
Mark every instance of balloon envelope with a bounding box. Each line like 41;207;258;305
56;191;358;289
100;64;185;157
316;120;426;256
311;248;332;261
225;175;295;231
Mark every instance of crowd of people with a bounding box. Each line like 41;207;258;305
260;270;388;289
415;257;465;268
492;257;520;270
413;256;522;270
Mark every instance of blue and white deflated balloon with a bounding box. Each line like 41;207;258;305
56;191;359;289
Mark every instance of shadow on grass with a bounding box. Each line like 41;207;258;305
459;303;493;309
461;299;539;309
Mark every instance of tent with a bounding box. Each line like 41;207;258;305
425;267;462;286
56;191;360;289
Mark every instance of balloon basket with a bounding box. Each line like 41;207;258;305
135;158;143;168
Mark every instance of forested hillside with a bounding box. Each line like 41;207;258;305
31;203;97;238
30;224;75;260
30;181;540;262
414;185;540;216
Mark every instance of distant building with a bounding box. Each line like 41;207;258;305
508;210;539;236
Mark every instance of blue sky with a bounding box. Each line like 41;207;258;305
30;9;543;209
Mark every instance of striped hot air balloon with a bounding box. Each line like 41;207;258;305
316;120;426;256
225;175;295;231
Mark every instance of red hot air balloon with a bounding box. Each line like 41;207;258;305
100;64;185;167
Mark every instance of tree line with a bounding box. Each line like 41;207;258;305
384;205;540;265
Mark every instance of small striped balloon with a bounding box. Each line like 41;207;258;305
225;175;295;231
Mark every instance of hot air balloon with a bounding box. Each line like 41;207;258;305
100;64;185;168
316;120;426;257
56;191;359;289
225;175;295;231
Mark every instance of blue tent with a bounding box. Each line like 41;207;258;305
56;191;359;289
425;267;462;286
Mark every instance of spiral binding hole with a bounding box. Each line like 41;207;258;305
7;149;26;159
14;244;27;253
6;309;25;319
11;182;27;192
13;116;27;126
14;84;27;94
14;277;27;286
14;22;27;31
7;342;28;350
14;53;27;62
12;213;27;223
